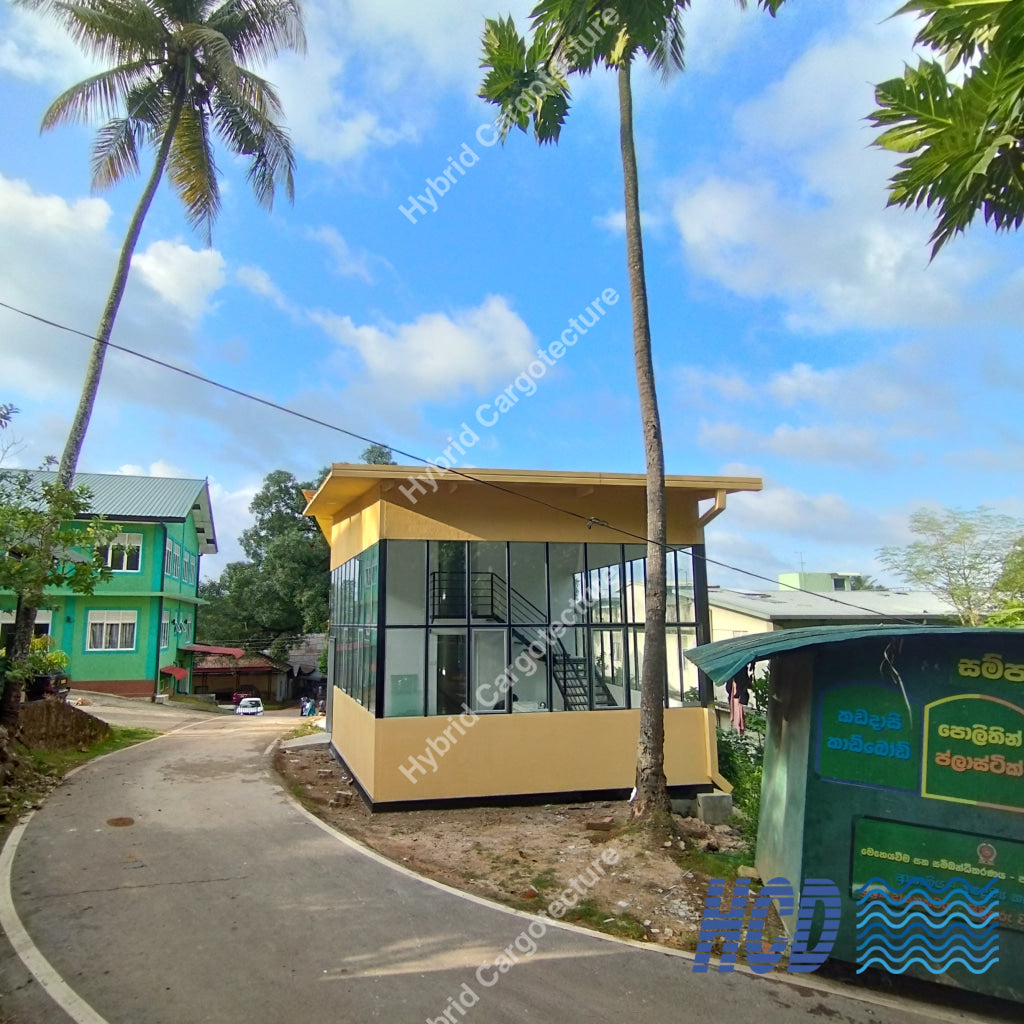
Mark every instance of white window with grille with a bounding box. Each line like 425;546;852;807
87;610;137;651
98;532;142;572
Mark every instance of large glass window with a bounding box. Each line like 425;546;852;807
623;545;646;623
587;544;623;624
470;542;507;623
591;626;627;708
384;630;425;716
428;628;468;716
386;541;426;624
329;544;381;712
429;541;467;624
509;542;547;623
377;540;705;717
549;625;588;711
548;543;585;624
470;629;508;712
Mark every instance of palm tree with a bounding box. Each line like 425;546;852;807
480;0;783;820
17;0;306;487
870;0;1024;257
1;0;304;727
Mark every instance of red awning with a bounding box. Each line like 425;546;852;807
178;644;244;658
160;665;188;680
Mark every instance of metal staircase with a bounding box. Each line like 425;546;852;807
429;571;618;710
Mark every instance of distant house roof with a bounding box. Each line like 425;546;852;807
179;644;243;658
12;470;217;554
193;652;290;674
707;588;956;624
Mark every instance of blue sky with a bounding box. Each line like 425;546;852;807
2;0;1022;586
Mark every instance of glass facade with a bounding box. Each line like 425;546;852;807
328;540;702;718
329;544;379;712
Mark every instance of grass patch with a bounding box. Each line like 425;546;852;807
530;867;559;893
678;848;743;880
565;898;647;941
288;722;322;739
28;725;162;776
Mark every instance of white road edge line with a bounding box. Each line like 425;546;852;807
0;714;209;1024
276;747;991;1024
0;816;110;1024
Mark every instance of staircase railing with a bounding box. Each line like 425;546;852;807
428;571;619;711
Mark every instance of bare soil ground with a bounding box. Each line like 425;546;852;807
274;743;779;952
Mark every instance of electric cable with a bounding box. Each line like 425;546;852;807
0;298;940;626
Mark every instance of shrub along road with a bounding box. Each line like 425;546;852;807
1;713;1010;1024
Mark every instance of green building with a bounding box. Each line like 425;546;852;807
0;472;217;697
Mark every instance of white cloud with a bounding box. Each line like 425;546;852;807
236;265;296;316
667;1;1000;332
133;240;226;323
114;461;186;478
202;478;261;574
698;420;889;468
0;7;99;86
311;295;536;401
305;226;385;283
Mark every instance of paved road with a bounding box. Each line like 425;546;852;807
1;712;1015;1024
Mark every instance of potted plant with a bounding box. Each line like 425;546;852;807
21;636;70;701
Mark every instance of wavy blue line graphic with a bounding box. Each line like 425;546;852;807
856;908;999;929
858;955;1000;976
856;933;999;956
857;942;998;964
854;876;998;977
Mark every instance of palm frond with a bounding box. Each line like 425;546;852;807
167;99;220;239
90;114;145;187
212;80;294;205
648;5;685;79
206;0;306;64
16;0;170;66
41;60;156;128
176;22;239;89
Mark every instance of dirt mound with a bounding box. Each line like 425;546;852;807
18;700;110;751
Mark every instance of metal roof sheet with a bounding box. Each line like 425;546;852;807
707;588;956;622
685;624;1024;685
8;471;218;554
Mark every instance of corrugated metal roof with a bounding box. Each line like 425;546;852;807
708;588;956;622
685;624;1024;685
9;471;217;554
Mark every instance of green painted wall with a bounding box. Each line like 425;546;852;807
1;515;204;692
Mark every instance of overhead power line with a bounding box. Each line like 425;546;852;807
0;298;933;625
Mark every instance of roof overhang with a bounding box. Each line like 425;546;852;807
160;665;188;680
685;624;1024;685
303;464;763;524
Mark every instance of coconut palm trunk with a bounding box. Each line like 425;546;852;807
618;62;670;818
57;95;185;489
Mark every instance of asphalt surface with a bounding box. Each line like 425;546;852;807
0;698;1016;1024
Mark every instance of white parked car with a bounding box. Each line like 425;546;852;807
235;697;264;716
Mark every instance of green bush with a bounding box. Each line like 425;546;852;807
715;727;763;854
